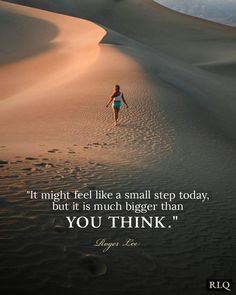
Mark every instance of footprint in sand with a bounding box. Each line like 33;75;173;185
79;254;107;277
32;162;53;172
75;166;81;172
54;174;65;180
54;224;67;233
34;162;53;168
25;157;38;161
21;168;32;171
63;167;74;174
85;142;109;150
20;167;38;175
95;163;105;167
48;149;60;153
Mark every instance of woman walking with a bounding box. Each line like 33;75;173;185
106;85;128;126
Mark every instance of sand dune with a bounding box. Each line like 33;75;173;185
3;0;236;64
0;3;105;103
0;1;174;165
1;1;236;153
0;1;236;294
2;0;236;140
197;60;236;77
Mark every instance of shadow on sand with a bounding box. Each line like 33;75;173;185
0;9;58;66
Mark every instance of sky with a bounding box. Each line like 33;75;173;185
154;0;236;26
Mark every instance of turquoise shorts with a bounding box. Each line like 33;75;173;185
112;101;121;109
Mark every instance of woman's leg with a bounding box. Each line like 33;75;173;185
116;109;120;125
113;108;119;125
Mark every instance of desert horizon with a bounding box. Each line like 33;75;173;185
154;0;236;27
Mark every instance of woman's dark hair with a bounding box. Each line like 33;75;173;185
115;84;120;90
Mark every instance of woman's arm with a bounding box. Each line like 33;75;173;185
122;93;128;108
106;95;114;107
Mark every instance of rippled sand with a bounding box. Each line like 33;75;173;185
0;1;236;294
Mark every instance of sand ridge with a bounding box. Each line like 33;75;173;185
0;1;175;167
4;0;236;64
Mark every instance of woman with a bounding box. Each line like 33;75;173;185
106;85;128;126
